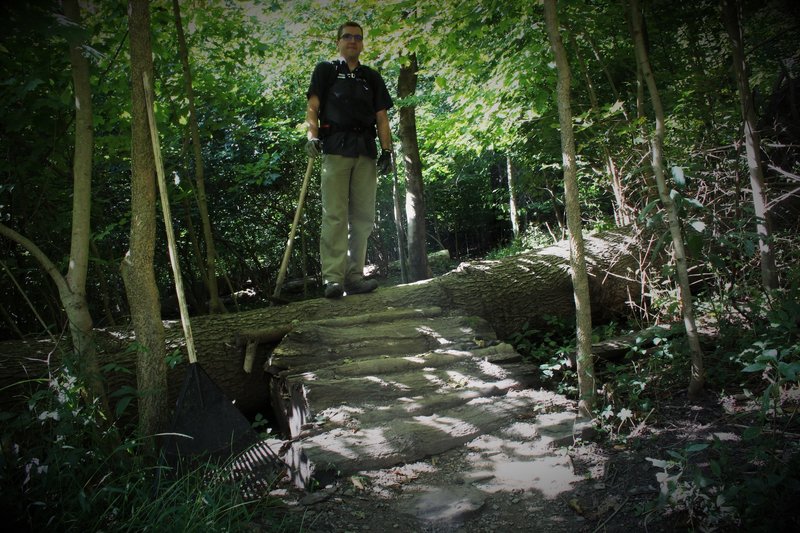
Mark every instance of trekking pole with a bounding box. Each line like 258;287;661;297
273;157;315;301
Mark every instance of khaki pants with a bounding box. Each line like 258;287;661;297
320;154;377;285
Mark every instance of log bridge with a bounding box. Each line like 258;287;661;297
253;305;578;488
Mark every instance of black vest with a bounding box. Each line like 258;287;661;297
319;61;378;158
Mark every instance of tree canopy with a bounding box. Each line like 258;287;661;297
2;0;798;350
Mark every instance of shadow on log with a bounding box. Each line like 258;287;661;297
0;229;639;417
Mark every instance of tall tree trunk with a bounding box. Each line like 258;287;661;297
544;0;595;417
398;53;430;281
61;0;107;407
722;0;778;291
628;11;658;206
171;0;226;313
121;0;168;438
506;155;521;239
392;164;409;283
629;0;704;398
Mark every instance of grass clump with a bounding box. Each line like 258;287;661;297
0;364;294;532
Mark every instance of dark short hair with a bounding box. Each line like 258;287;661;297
337;21;363;40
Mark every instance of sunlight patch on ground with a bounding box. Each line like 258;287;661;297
415;325;452;345
458;413;582;499
444;370;472;387
308;426;402;461
363;375;411;391
397;396;425;404
477;359;508;379
413;414;480;438
502;421;539;440
471;456;580;498
467;431;551;459
535;411;581;447
423;372;446;387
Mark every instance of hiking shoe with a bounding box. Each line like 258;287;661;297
345;278;378;295
324;282;343;299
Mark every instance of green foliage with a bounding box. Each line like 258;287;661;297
509;315;578;396
629;284;800;531
0;366;292;532
597;327;687;430
485;225;554;259
729;284;800;416
643;398;800;531
3;0;796;338
644;442;740;531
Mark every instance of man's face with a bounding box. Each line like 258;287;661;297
337;25;363;61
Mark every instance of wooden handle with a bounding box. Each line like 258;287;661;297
273;157;315;299
142;71;198;364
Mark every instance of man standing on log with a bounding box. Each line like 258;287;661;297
305;21;394;299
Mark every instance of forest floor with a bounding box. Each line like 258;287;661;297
252;263;799;532
254;383;799;532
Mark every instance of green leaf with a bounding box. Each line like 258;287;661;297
686;443;709;453
688;219;706;232
684;198;704;209
646;457;668;469
742;362;766;373
743;426;761;440
671;166;686;187
639;199;660;220
115;395;133;418
778;362;800;382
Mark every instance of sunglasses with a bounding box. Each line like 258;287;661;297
339;33;363;42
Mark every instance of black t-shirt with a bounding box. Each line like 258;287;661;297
307;59;393;159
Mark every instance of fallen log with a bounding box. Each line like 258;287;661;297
0;229;639;416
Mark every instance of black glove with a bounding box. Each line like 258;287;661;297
377;149;393;175
306;138;322;158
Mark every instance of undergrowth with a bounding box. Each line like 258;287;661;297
0;362;297;532
507;272;800;531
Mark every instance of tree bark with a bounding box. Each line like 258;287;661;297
544;0;596;417
121;0;169;437
722;0;778;291
392;161;409;283
630;0;705;398
171;0;226;313
2;228;639;417
61;0;105;406
398;53;430;281
507;155;521;239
